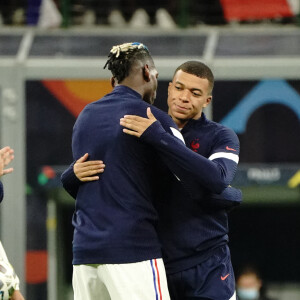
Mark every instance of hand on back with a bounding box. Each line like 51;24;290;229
120;107;157;138
74;153;105;182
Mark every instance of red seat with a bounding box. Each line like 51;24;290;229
220;0;293;21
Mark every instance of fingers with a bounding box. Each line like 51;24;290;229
0;146;14;177
0;147;14;166
3;153;14;166
80;165;105;176
76;153;89;163
120;118;143;132
76;170;103;181
2;168;14;175
76;161;105;168
122;128;141;137
122;115;146;122
75;153;104;170
74;160;105;181
120;109;157;128
0;146;14;156
0;146;11;155
146;107;155;120
120;109;157;138
81;175;100;182
75;163;105;175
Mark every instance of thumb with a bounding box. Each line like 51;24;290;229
147;107;155;120
77;153;89;163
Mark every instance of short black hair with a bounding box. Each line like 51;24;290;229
104;42;154;83
174;61;214;94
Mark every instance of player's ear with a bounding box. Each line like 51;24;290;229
168;82;172;94
110;77;115;87
143;64;151;82
110;77;116;88
203;96;212;107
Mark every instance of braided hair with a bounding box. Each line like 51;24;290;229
104;42;153;83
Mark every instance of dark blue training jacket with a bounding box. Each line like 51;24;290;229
68;85;180;265
141;113;240;273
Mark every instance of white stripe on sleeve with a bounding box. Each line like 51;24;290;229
170;127;185;144
209;152;239;164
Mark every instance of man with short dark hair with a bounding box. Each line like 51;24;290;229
120;60;240;300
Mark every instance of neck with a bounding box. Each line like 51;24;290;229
115;81;144;99
171;112;204;129
118;61;148;99
172;117;188;129
116;68;146;99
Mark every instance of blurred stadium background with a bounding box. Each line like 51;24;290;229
0;0;300;299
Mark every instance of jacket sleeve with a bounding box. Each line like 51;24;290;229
60;162;81;199
0;241;20;290
205;186;242;210
141;121;239;194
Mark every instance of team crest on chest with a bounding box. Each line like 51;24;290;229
190;138;200;152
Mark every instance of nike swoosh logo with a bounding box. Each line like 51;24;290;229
221;274;230;280
226;146;236;151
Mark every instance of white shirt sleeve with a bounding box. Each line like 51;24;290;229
0;241;20;290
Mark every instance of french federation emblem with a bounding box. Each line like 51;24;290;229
190;138;200;152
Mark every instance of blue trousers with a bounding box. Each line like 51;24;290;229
167;245;236;300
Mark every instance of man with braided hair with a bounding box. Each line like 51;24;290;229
67;42;181;300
